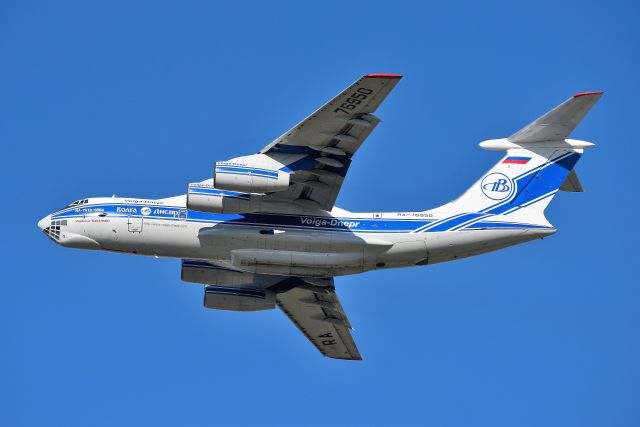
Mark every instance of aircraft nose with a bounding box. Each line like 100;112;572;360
38;215;50;231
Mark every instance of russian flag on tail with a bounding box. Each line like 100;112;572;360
502;156;531;164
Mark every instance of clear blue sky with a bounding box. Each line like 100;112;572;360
2;1;639;426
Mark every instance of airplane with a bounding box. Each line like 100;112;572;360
38;74;603;360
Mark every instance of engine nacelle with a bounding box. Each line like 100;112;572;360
204;285;276;311
181;260;276;312
214;155;291;193
187;183;263;214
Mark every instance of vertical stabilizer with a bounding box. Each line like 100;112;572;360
442;92;602;226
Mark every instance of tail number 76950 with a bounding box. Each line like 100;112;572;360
334;88;373;114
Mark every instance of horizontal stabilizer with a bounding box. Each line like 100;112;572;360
509;92;603;143
559;169;584;192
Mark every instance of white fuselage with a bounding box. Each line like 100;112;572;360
39;196;554;278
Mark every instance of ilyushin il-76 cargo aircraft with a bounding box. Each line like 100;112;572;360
38;74;602;360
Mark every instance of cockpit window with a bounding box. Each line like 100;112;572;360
52;198;89;215
68;199;88;207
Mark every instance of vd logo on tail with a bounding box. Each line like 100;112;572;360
480;173;514;200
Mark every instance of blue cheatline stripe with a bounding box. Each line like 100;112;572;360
449;213;492;231
215;166;279;179
189;211;436;232
205;285;265;299
188;187;251;200
216;170;278;179
50;203;551;235
216;165;279;175
52;204;436;232
422;212;487;233
412;212;468;233
189;191;248;200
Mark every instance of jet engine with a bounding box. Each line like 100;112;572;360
188;153;293;213
213;157;290;193
186;183;263;214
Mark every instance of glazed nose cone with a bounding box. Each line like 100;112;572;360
38;215;50;231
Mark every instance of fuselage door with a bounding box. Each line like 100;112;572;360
127;215;143;233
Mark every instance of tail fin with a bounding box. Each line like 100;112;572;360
448;92;603;226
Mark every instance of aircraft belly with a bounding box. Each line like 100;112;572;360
194;224;396;277
424;229;555;264
198;224;371;253
379;238;429;267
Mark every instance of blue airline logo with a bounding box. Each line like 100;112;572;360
480;173;514;200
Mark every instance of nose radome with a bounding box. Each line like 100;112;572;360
38;215;51;231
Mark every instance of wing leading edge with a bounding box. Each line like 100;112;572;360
261;73;402;153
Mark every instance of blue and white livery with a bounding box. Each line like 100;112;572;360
38;75;603;360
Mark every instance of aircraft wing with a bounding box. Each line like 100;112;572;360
276;279;362;360
183;261;362;359
259;74;402;211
